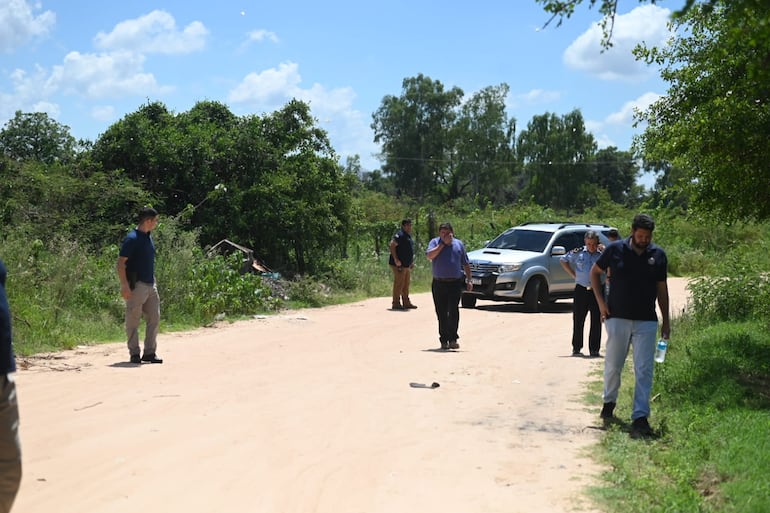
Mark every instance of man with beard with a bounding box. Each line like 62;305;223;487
590;213;670;438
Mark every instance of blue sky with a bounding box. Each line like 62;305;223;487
1;0;673;185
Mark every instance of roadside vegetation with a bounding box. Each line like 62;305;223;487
587;249;770;513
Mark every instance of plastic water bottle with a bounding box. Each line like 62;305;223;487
654;338;668;363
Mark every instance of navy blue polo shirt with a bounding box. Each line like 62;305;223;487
119;228;156;285
0;259;17;374
595;238;667;321
388;228;414;267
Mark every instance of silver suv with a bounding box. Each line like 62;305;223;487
462;222;617;312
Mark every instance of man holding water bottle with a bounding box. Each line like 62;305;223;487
589;213;670;439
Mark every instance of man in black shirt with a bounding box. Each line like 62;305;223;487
388;219;417;310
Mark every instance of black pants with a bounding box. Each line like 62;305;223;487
431;278;464;343
572;284;601;353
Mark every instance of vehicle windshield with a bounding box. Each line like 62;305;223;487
486;229;552;252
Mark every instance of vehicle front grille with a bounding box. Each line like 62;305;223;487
470;262;499;274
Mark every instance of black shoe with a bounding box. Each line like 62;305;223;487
141;353;163;364
130;354;141;364
572;350;583;357
589;351;601;358
600;401;616;419
440;341;449;350
404;303;418;309
448;340;460;350
391;305;405;311
630;416;655;439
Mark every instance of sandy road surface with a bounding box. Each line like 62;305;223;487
12;278;690;513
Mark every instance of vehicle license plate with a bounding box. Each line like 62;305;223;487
471;278;482;285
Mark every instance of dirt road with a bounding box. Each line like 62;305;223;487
13;278;690;513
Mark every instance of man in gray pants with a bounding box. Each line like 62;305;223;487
117;207;163;364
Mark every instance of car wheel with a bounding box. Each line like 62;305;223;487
461;294;477;308
523;278;541;312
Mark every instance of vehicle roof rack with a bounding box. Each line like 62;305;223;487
520;221;611;229
556;223;611;229
520;221;572;226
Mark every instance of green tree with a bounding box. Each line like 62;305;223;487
637;1;770;220
447;84;518;204
592;146;638;204
0;111;78;164
371;74;463;200
517;110;597;210
0;155;153;246
91;101;181;212
225;100;353;275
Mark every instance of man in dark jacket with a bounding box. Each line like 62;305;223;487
0;258;22;511
388;219;417;310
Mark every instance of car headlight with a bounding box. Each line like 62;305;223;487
498;263;521;273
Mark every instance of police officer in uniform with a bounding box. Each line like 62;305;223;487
560;230;603;357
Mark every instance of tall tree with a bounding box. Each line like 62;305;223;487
0;111;77;165
91;101;181;212
226;100;353;274
517;110;597;210
447;84;518;204
371;74;463;200
637;1;770;220
592;146;638;204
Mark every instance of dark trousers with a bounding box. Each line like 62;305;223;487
572;284;601;353
431;279;464;343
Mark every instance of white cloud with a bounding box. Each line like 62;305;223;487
247;29;279;44
48;51;172;99
228;62;378;168
91;105;116;122
31;100;60;118
0;0;55;53
563;5;672;80
508;88;562;109
94;10;208;55
228;62;302;107
605;91;661;125
587;91;662;150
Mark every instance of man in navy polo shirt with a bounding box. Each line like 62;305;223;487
0;258;21;511
590;213;670;438
117;207;163;364
388;219;417;310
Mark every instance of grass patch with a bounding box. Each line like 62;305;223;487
589;319;770;513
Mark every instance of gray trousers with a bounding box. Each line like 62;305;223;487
125;282;160;356
0;374;21;513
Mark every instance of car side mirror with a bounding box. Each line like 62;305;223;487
551;246;566;256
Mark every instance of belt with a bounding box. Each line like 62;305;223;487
433;277;462;282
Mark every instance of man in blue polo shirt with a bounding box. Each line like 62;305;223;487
0;258;22;511
560;230;604;357
590;213;670;438
117;207;163;364
426;222;472;350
